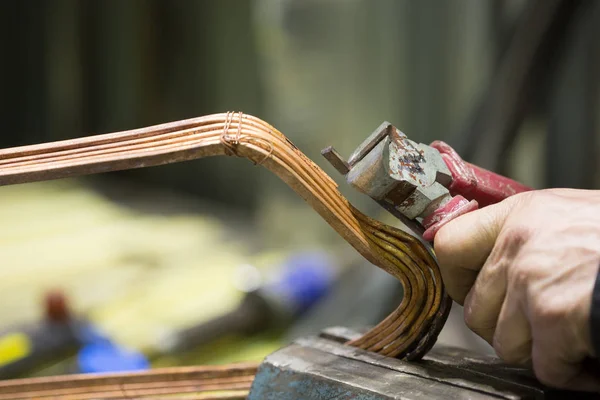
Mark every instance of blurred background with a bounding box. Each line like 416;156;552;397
0;0;598;378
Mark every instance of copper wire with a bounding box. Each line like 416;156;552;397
220;111;236;156
220;111;245;158
0;112;451;367
0;363;257;399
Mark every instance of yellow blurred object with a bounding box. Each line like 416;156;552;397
0;179;283;368
0;333;31;368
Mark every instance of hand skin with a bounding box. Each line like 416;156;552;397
434;189;600;391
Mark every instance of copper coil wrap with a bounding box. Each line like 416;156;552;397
0;112;451;360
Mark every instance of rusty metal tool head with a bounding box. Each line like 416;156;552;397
322;122;477;241
323;121;532;242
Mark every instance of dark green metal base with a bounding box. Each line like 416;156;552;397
248;327;595;399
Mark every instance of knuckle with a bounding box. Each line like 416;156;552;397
508;262;532;290
485;226;530;277
492;336;530;365
506;254;545;294
500;224;531;249
506;254;539;292
531;293;569;326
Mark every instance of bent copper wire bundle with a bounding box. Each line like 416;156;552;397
0;112;451;397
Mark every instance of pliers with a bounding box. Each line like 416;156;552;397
322;121;532;242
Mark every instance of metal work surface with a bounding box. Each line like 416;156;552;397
248;327;595;399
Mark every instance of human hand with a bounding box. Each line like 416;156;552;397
434;189;600;391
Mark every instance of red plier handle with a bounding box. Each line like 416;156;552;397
421;141;532;241
431;141;532;207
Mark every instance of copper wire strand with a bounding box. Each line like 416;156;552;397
0;112;452;395
236;111;243;144
0;364;258;399
220;111;245;158
220;111;236;156
243;135;275;166
220;113;273;165
357;226;436;353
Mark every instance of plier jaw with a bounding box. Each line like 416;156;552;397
322;122;531;242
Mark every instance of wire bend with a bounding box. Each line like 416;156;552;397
0;112;451;359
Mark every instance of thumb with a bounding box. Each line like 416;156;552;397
434;194;522;304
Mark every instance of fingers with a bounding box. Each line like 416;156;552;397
492;294;532;364
434;189;600;392
526;263;600;391
463;257;507;344
532;341;600;392
434;198;515;304
463;228;528;344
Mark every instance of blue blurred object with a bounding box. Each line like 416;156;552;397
75;324;149;374
284;258;405;342
265;251;335;314
158;250;338;355
0;290;150;378
77;342;149;374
